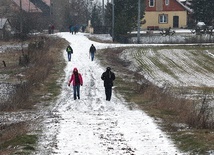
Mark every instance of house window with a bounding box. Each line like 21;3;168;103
149;0;155;7
165;0;169;5
159;14;168;23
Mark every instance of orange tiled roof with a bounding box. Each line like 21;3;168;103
12;0;42;13
42;0;50;6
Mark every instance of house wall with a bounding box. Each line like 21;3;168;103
0;19;12;40
142;11;187;29
0;28;12;40
146;0;186;11
142;0;188;29
1;0;50;33
0;30;3;39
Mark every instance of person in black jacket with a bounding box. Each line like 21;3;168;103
89;44;96;61
101;67;115;101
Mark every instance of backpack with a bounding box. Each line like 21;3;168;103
67;46;73;53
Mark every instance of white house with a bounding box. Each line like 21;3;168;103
0;18;12;40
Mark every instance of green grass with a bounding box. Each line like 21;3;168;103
47;81;62;98
0;135;37;150
134;48;179;80
133;46;214;87
192;50;214;73
133;49;154;76
0;70;17;74
172;130;214;154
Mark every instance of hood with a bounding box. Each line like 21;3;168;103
106;67;111;71
73;67;78;73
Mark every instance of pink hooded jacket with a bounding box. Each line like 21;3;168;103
68;68;83;86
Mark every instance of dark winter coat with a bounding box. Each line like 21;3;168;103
101;69;115;88
66;45;73;54
89;44;96;54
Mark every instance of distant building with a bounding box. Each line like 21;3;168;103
42;0;51;6
12;0;42;13
0;0;51;33
142;0;192;30
0;18;12;40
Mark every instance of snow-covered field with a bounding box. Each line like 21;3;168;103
120;47;214;88
90;33;214;101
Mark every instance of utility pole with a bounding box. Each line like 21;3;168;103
102;0;105;26
86;0;89;24
20;0;23;33
112;0;114;42
137;0;141;44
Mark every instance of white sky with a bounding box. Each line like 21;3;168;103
34;32;187;155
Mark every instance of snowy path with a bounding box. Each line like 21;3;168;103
34;33;185;155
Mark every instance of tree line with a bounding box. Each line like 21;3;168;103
1;0;213;41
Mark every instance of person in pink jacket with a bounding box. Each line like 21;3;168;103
68;67;83;100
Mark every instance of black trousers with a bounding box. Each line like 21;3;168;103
105;87;112;101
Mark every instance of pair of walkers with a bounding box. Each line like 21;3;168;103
68;67;115;101
66;44;96;62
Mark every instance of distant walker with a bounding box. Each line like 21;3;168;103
89;44;96;61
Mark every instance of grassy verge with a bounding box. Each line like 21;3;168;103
0;35;68;154
1;134;37;154
96;46;214;154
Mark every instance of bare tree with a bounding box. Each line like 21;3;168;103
51;0;89;31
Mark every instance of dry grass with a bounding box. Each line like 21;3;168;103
96;47;214;154
0;122;28;144
0;35;68;154
0;35;67;111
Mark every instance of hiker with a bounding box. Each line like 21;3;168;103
48;24;52;34
74;25;78;34
89;44;96;61
101;67;115;101
68;67;83;100
51;24;55;34
66;45;73;61
82;25;86;32
70;26;74;34
69;25;72;33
